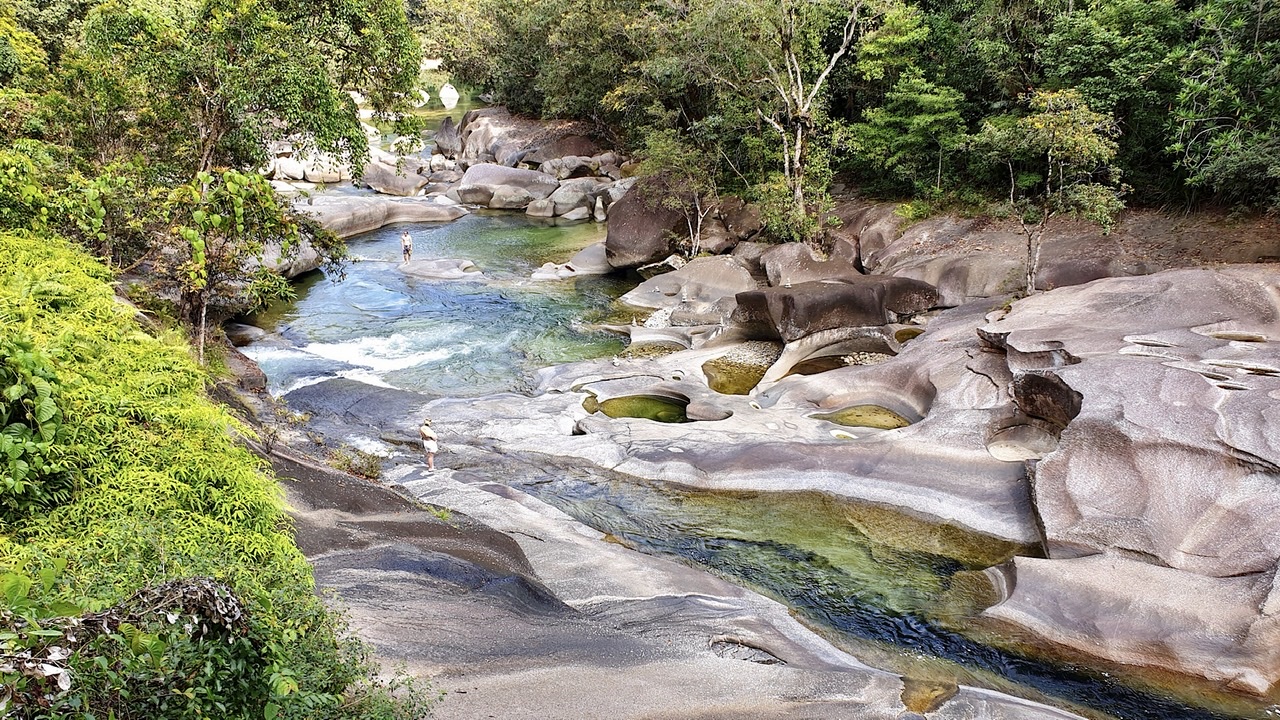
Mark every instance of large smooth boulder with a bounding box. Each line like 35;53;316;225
457;164;559;207
459;107;597;168
360;160;431;197
733;277;940;342
489;185;537;210
526;199;555;218
539;155;606;180
261;236;321;278
557;207;591;223
549;177;610;216
604;179;687;269
296;195;469;238
760;243;862;286
719;196;763;240
827;201;905;265
698;217;738;255
434;116;461;157
523;135;604;165
619;256;756;320
273;157;306;181
401;258;482;280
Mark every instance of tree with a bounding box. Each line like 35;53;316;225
168;169;299;363
852;68;966;193
638;128;721;256
1014;89;1124;293
749;0;877;232
81;0;421;177
1169;0;1280;209
1040;0;1186;201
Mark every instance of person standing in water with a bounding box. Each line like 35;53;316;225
418;417;437;471
400;230;413;263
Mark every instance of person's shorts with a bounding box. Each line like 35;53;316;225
422;439;438;453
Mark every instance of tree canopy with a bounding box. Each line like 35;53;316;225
440;0;1280;216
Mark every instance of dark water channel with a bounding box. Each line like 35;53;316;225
248;211;1264;720
509;468;1249;720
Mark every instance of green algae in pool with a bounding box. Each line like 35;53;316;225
596;395;689;423
815;404;913;429
702;357;769;395
510;466;1259;720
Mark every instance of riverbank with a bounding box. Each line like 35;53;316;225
216;366;1088;720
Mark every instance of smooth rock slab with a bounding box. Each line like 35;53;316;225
982;266;1280;577
733;277;940;343
982;554;1280;696
296;195;468;238
401;258;482;280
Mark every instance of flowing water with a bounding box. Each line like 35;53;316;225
246;212;628;397
246;211;1267;720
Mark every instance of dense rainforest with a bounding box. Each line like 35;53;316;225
0;0;1277;716
422;0;1279;238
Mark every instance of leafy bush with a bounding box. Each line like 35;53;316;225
0;335;73;524
0;231;435;718
327;446;384;481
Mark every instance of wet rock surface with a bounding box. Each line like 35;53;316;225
247;182;1280;716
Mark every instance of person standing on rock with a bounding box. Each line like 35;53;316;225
418;417;437;471
400;230;413;263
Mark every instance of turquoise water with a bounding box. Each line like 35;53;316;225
244;212;628;396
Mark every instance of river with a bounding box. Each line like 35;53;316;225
243;210;1258;720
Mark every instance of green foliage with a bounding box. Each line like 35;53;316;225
0;335;73;525
851;68;967;193
0;3;49;86
167;168;300;361
78;0;420;175
1169;0;1280;209
0;141;52;231
636;129;721;254
409;0;497;82
327;446;384;481
60;162;166;269
854;1;929;83
0;232;435;718
1012;89;1125;292
457;0;1277;213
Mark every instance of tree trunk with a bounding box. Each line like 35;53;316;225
936;142;944;191
197;297;208;365
792;124;807;219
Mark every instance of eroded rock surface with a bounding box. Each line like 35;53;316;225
977;266;1280;695
265;399;1078;720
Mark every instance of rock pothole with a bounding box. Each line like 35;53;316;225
702;341;783;395
986;422;1060;462
584;393;692;423
812;404;914;430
